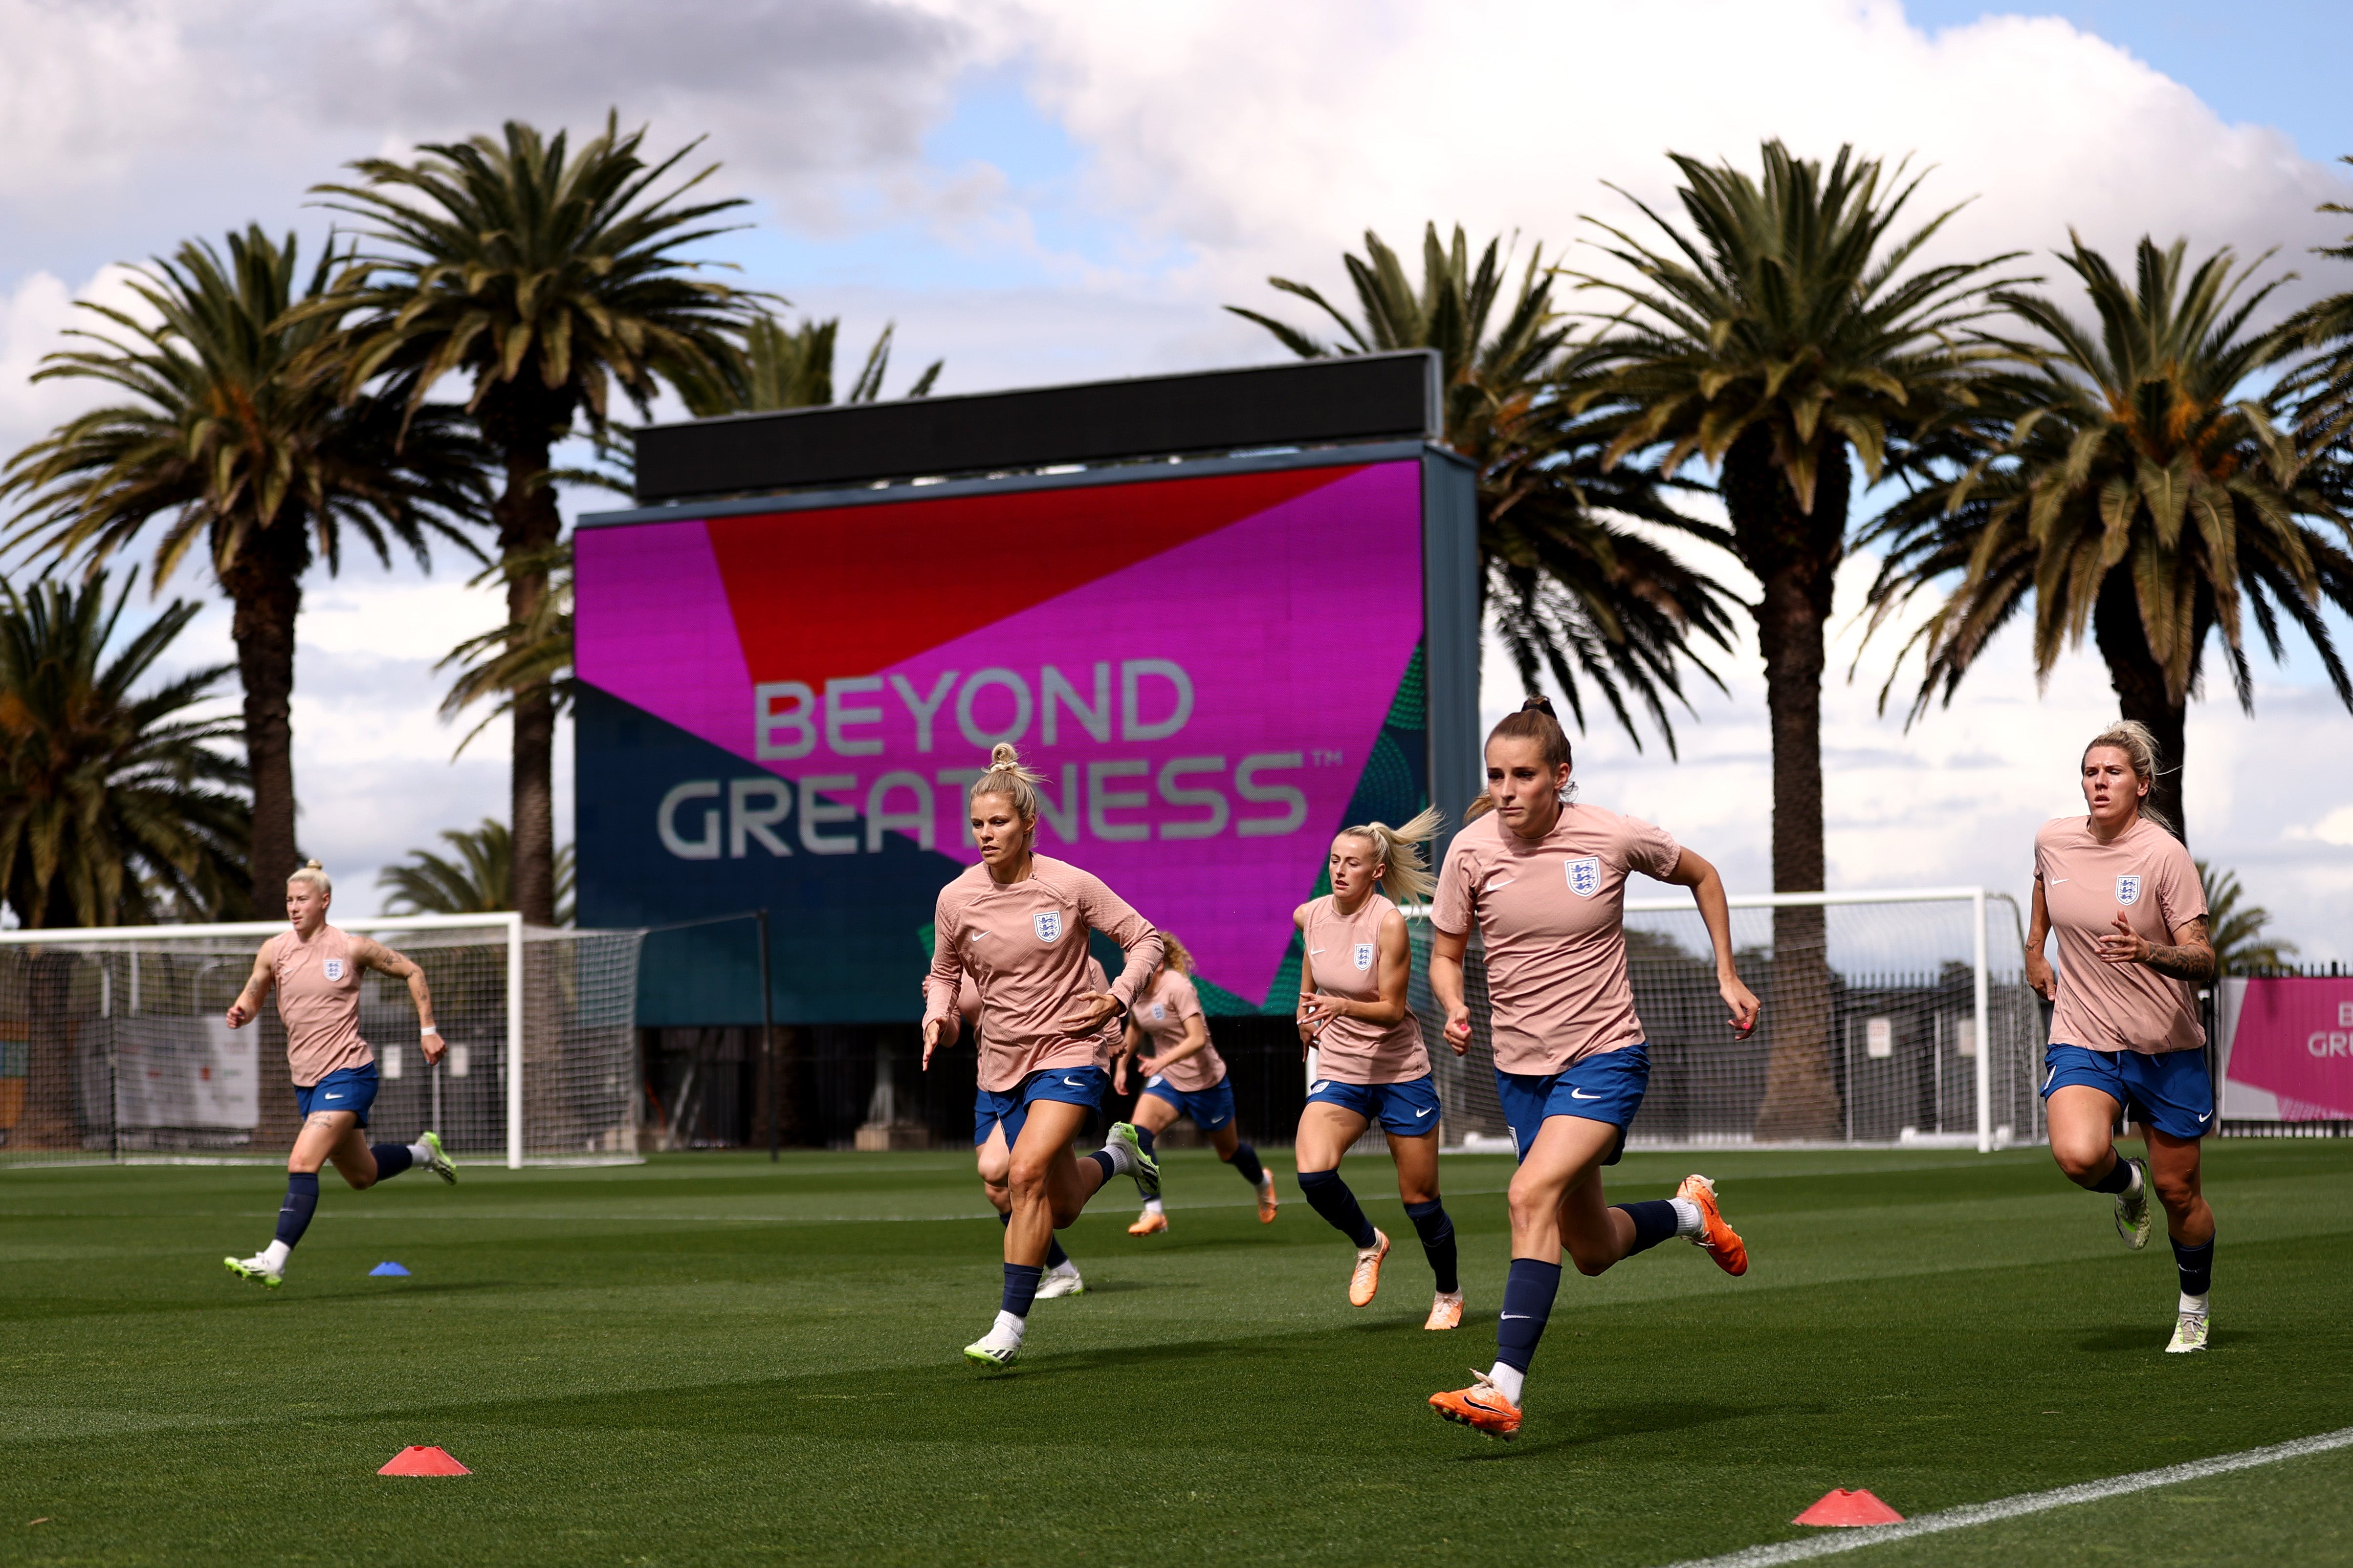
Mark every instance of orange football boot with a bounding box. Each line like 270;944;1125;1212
1676;1173;1747;1276
1347;1229;1390;1307
1429;1372;1521;1438
1256;1173;1279;1224
1127;1207;1168;1236
1423;1291;1464;1331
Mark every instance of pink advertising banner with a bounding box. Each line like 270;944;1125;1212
2221;976;2353;1120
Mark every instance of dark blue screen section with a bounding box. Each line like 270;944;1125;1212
574;683;963;1025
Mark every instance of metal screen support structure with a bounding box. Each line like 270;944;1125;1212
757;909;777;1162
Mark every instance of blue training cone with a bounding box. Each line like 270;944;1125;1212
369;1261;412;1277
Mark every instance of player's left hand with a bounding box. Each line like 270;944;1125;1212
2096;910;2150;966
1720;975;1761;1038
420;1030;447;1067
1060;991;1120;1034
1297;993;1347;1032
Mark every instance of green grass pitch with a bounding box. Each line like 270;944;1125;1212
3;1142;2350;1566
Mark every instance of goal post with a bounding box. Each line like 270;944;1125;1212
1403;886;2041;1153
0;916;644;1169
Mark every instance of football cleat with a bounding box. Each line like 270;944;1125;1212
963;1322;1022;1369
1348;1229;1390;1307
419;1130;457;1186
2114;1158;2153;1251
1429;1371;1521;1438
1676;1173;1748;1276
1127;1208;1168;1236
1035;1261;1086;1299
1103;1122;1161;1201
1256;1172;1279;1224
224;1254;283;1289
1423;1290;1464;1331
2166;1311;2209;1354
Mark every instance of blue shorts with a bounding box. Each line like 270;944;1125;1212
1140;1074;1236;1132
1496;1044;1649;1163
974;1067;1110;1148
2042;1044;2213;1140
1305;1073;1442;1137
295;1064;379;1129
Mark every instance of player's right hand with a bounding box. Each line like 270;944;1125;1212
921;1014;955;1068
224;1002;250;1029
1443;1005;1472;1054
2024;949;2056;1002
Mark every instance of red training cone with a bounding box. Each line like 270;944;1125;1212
378;1445;471;1477
1793;1488;1903;1526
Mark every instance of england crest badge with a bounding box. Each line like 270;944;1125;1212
1033;911;1063;943
1352;942;1375;971
1565;856;1602;897
1150;1002;1166;1022
2114;874;2142;907
323;958;345;981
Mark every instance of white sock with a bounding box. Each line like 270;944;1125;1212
1145;1198;1165;1215
2179;1291;2209;1315
2124;1161;2144;1198
1484;1362;1525;1405
409;1140;434;1164
260;1240;291;1271
1670;1198;1705;1237
993;1309;1027;1342
1047;1258;1077;1277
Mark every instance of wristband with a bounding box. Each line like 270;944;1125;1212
420;1025;440;1035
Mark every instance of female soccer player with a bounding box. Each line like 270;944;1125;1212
1426;699;1759;1437
2026;720;2218;1353
1115;933;1278;1234
923;744;1166;1368
222;862;455;1287
1291;808;1465;1331
959;964;1095;1298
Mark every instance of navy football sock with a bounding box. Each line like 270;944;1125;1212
1295;1168;1377;1248
1228;1141;1266;1187
2089;1154;2135;1194
369;1143;413;1180
997;1209;1069;1268
1495;1257;1562;1373
274;1172;320;1248
1133;1125;1156;1158
1001;1263;1043;1319
1404;1198;1457;1293
2174;1236;2215;1299
1613;1198;1680;1256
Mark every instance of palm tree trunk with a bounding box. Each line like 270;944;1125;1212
492;435;562;929
2092;574;2189;843
219;535;307;918
1725;428;1850;1141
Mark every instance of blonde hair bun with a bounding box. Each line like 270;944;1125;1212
990;742;1021;768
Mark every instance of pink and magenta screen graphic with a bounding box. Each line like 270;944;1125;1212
575;460;1428;1007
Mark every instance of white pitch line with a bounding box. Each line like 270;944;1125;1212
1656;1426;2353;1568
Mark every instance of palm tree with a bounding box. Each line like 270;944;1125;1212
2197;861;2297;974
1231;223;1736;748
1864;236;2353;840
311;114;768;926
673;313;941;416
0;573;248;926
2;228;488;915
2280;156;2353;456
1574;142;2023;1138
380;817;575;925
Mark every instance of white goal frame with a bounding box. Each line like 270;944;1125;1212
0;914;531;1168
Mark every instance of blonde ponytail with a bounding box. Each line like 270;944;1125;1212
2082;719;2175;834
1339;806;1443;902
1158;932;1195;974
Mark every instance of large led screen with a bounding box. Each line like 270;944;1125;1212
575;457;1442;1024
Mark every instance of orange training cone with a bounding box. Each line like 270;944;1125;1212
1793;1488;1903;1526
378;1445;471;1476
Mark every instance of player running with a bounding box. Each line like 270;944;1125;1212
958;965;1096;1298
2026;720;2219;1354
1292;808;1465;1331
221;861;455;1287
1114;933;1278;1235
1427;699;1759;1437
923;744;1166;1369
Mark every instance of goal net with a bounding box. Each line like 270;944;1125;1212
1407;889;2044;1151
0;916;644;1167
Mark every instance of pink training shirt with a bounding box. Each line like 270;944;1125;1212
1300;891;1429;1084
264;925;372;1086
924;854;1163;1093
2035;814;2207;1055
1431;803;1682;1076
956;958;1117;1078
1135;968;1225;1093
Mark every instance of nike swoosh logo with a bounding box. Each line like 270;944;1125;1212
2050;878;2068;885
1486;878;1515;891
2198;1111;2213;1123
1308;949;1326;955
1414;1107;1434;1117
1570;1089;1602;1100
1063;1077;1087;1088
1499;1313;1530;1321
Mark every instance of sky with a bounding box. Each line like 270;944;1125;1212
0;0;2347;954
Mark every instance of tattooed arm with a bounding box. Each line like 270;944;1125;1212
2096;912;2216;983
